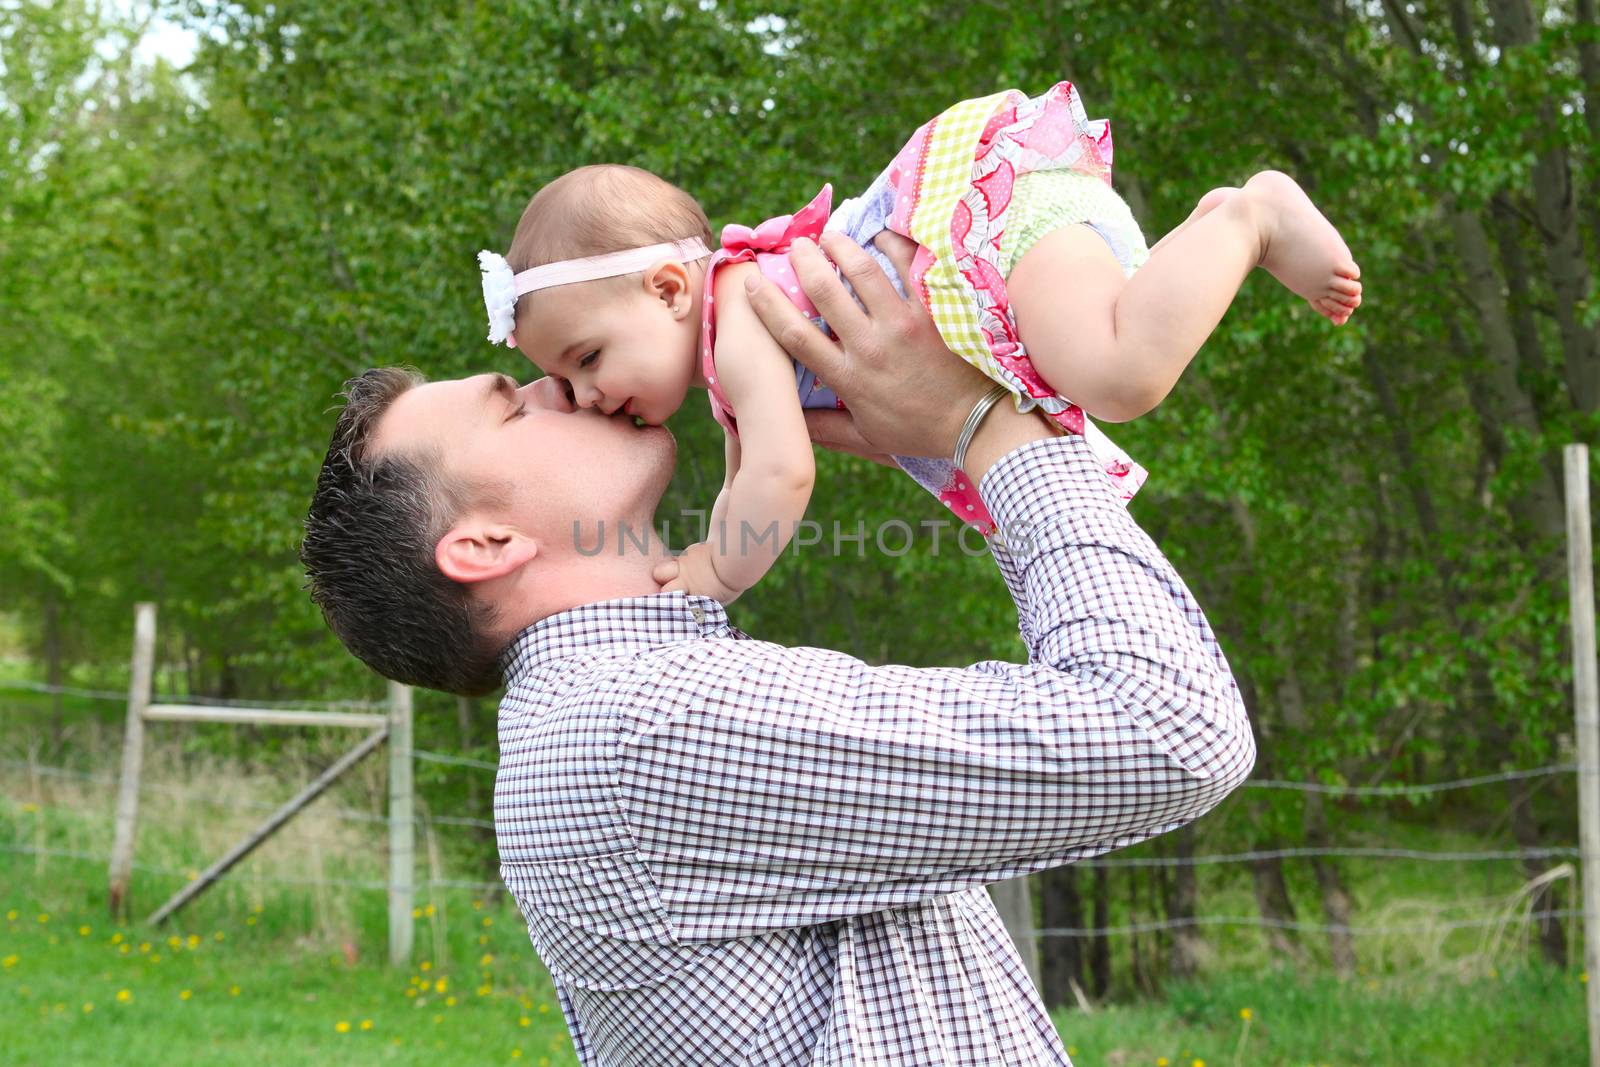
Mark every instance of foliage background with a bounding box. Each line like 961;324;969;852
2;0;1597;1033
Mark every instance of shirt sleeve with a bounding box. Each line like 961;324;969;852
612;433;1256;942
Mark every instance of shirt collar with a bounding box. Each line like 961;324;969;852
499;591;730;682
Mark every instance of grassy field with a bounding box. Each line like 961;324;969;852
0;677;1589;1065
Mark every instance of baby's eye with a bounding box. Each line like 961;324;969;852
579;350;599;368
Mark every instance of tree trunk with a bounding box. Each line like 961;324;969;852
1486;0;1600;415
1088;865;1111;997
1507;779;1568;965
1250;853;1302;962
43;589;64;756
1036;864;1087;1010
1165;824;1201;981
1578;0;1600;251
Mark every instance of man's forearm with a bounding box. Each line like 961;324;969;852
980;432;1256;782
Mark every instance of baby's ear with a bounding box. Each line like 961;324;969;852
643;259;694;318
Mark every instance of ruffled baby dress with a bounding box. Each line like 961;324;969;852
700;82;1149;534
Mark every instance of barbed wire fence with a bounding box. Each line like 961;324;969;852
1;677;1588;952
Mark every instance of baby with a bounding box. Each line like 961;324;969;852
478;83;1361;604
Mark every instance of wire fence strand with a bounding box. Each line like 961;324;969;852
1027;910;1588;938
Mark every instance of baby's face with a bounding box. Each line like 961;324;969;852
515;279;700;427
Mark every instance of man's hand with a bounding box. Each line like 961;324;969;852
745;231;995;460
652;542;744;606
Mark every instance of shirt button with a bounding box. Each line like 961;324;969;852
691;607;705;623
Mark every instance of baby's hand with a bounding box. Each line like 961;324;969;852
652;542;744;605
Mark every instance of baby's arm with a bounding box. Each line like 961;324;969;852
708;433;739;544
663;263;815;602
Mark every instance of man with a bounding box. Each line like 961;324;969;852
302;233;1255;1065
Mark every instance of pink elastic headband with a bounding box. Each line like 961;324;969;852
514;238;711;295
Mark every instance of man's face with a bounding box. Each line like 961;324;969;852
372;372;675;548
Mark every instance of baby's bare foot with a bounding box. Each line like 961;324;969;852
1246;171;1362;325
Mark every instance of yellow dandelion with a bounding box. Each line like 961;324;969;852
246;917;257;926
150;954;161;963
1194;1060;1206;1067
405;989;418;999
446;996;458;1007
119;945;129;955
167;936;181;950
138;942;150;953
538;1003;550;1014
412;907;422;919
1583;972;1590;984
186;934;200;949
479;935;489;946
21;802;38;813
520;996;533;1009
519;1016;531;1027
473;900;484;910
82;1003;93;1014
478;983;492;997
433;1014;443;1024
116;989;132;1004
336;1020;352;1033
37;913;48;923
1240;1008;1253;1021
1158;1059;1170;1067
481;953;495;966
424;904;436;917
213;931;224;942
1;955;17;969
436;977;449;993
179;990;192;1001
420;960;432;972
78;926;91;937
111;932;123;944
511;1051;522;1060
482;917;494;927
539;1058;550;1067
1067;1049;1077;1057
360;1019;373;1031
4;910;16;921
229;985;240;996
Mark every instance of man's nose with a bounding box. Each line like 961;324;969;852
529;376;576;412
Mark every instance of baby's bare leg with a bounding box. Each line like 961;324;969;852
1008;173;1361;423
1147;186;1238;256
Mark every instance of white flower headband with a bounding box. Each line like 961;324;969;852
477;238;712;348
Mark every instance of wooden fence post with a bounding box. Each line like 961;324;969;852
108;602;156;921
991;874;1042;992
1563;443;1600;1067
388;681;415;967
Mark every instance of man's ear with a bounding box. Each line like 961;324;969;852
435;519;538;585
643;259;693;319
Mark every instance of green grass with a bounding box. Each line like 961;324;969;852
1048;966;1584;1066
1;695;1589;1065
0;895;578;1066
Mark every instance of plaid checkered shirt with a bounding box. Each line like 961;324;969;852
494;434;1256;1066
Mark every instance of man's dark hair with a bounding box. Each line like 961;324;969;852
301;368;504;696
